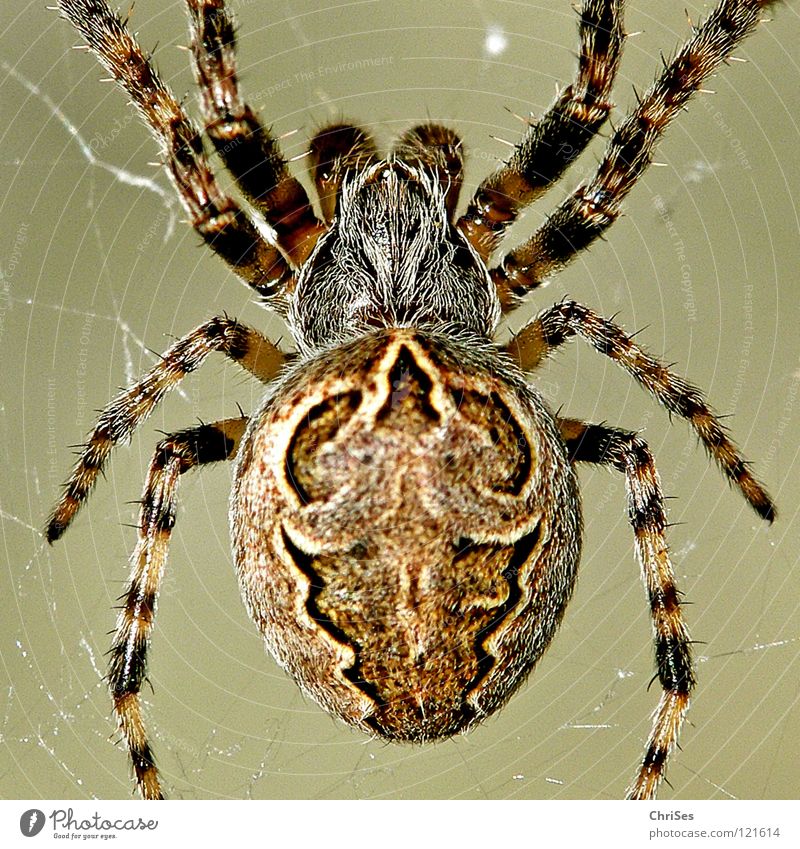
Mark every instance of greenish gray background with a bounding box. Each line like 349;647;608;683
1;0;798;800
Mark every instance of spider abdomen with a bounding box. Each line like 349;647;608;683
231;328;582;739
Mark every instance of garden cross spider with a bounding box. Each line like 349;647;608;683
49;0;777;800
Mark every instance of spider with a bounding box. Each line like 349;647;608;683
49;0;778;800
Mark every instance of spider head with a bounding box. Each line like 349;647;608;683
288;159;500;354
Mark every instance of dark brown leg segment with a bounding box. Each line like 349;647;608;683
506;300;775;520
309;123;378;223
493;0;780;306
108;417;248;799
558;418;693;800
458;0;625;260
57;0;293;300
393;123;466;220
46;317;284;542
185;0;326;264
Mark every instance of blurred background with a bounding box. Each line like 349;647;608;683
1;0;798;800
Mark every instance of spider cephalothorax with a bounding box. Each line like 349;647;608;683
49;0;777;800
291;159;500;351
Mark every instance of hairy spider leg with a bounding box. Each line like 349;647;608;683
109;417;248;799
458;0;626;262
46;317;284;542
57;0;292;300
558;418;694;801
506;300;775;520
185;0;326;265
492;0;780;309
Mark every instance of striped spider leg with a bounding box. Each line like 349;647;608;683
47;318;285;798
506;301;775;798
